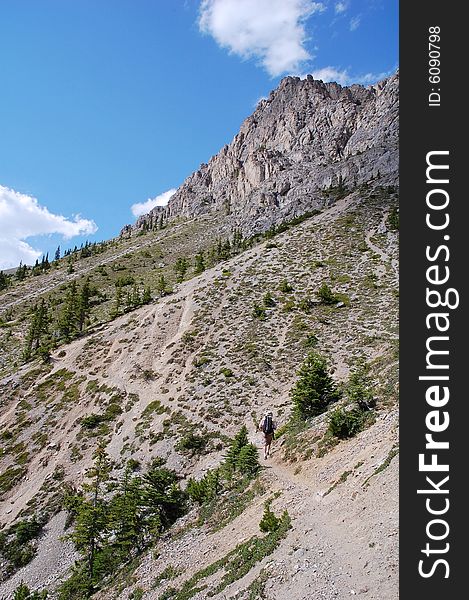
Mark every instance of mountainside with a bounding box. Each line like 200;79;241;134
0;73;399;600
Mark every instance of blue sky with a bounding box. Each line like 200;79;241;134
0;0;398;269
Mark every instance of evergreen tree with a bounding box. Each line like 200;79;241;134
317;282;337;305
66;443;113;590
156;274;168;297
54;246;61;261
110;285;123;319
23;299;49;362
130;283;141;308
231;228;244;253
263;292;275;307
0;270;9;291
32;259;40;276
16;262;27;281
291;352;340;418
174;257;188;283
158;214;164;230
141;460;186;530
259;501;281;533
109;466;145;555
58;281;79;341
194;252;205;274
346;360;375;410
221;239;231;260
224;425;249;470
77;278;91;333
13;583;48;600
236;444;260;476
142;285;151;304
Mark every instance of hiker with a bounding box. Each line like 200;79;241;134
258;410;277;459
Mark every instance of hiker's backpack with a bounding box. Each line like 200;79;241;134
263;415;274;434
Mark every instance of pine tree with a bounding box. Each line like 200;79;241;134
141;460;186;530
110;285;123;319
109;466;145;555
54;246;61;261
194;252;205;274
346;360;375;410
259;501;281;533
130;283;141;308
158;214;164;230
174;257;188;283
221;239;231;260
263;292;275;307
291;352;340;418
77;278;91;333
0;270;9;291
13;583;48;599
317;282;337;305
231;228;244;253
224;425;249;470
23;299;49;362
16;262;27;281
236;444;260;476
156;274;168;297
58;281;79;341
68;443;113;589
142;286;151;304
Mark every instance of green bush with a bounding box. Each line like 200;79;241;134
317;283;338;305
176;432;207;454
387;207;399;230
263;292;275;307
252;303;267;320
219;367;234;378
327;407;368;439
80;414;105;430
13;583;48;599
279;280;293;293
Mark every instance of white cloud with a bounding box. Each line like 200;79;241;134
0;185;97;269
310;66;350;85
198;0;325;77
131;188;177;218
334;1;349;14
349;15;361;31
309;66;394;86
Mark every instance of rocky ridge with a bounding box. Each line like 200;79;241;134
129;71;398;236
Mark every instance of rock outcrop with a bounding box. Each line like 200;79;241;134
128;71;398;235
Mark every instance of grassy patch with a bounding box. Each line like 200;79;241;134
158;511;291;600
364;446;399;487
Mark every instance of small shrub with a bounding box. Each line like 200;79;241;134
13;583;48;599
219;367;234;378
176;432;207;454
317;283;337;305
80;414;105;430
263;292;275;307
252;303;267;320
327;407;369;439
259;501;281;533
387;207;399;230
279;280;293;293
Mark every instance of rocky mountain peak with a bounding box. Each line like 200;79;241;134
126;71;398;237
